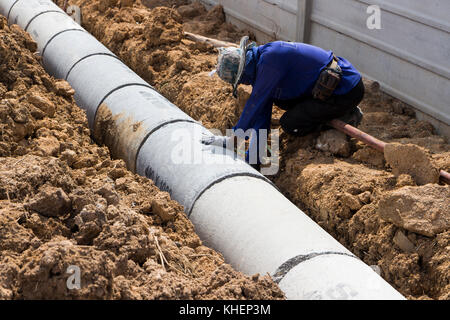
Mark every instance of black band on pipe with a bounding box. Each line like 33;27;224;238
6;0;20;21
133;120;277;215
272;252;359;284
24;10;66;31
135;119;199;172
92;83;155;127
41;28;86;58
65;53;121;80
188;172;275;217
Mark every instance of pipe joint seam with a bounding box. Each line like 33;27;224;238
272;251;358;284
65;53;121;80
187;172;275;217
24;10;66;31
41;28;86;58
134;119;200;172
6;0;20;20
93;83;156;127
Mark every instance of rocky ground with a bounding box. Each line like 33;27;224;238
56;0;450;300
0;15;285;300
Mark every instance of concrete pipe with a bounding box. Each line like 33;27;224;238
42;29;117;80
191;176;404;299
65;54;152;129
0;0;405;300
94;85;197;172
6;0;64;26
0;0;18;23
136;121;270;214
16;9;84;56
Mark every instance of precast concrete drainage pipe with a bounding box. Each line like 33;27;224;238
0;0;405;300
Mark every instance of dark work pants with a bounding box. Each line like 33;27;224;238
277;78;365;136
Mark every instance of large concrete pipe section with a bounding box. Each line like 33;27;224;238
0;0;405;299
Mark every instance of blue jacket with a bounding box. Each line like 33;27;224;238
233;41;361;134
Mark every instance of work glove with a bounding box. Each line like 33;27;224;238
201;133;234;150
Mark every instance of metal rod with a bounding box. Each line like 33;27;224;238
184;31;239;48
440;170;450;185
328;119;450;185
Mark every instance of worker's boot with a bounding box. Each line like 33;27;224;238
338;106;363;127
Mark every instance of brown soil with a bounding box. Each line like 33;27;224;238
0;16;284;300
145;0;250;42
384;143;440;185
56;0;450;300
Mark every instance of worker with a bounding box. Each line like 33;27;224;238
202;36;365;168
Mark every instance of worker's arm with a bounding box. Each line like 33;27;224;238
201;53;280;158
233;58;281;133
233;59;281;164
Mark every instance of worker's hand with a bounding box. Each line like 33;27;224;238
201;133;233;150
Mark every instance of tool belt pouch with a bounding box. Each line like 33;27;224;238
312;66;342;101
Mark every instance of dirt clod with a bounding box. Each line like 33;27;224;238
25;185;71;217
393;230;416;253
152;192;178;223
352;146;385;167
384;143;440;185
378;185;450;237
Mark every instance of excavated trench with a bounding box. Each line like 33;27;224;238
51;0;450;300
0;14;285;299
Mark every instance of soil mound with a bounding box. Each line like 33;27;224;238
378;185;449;237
